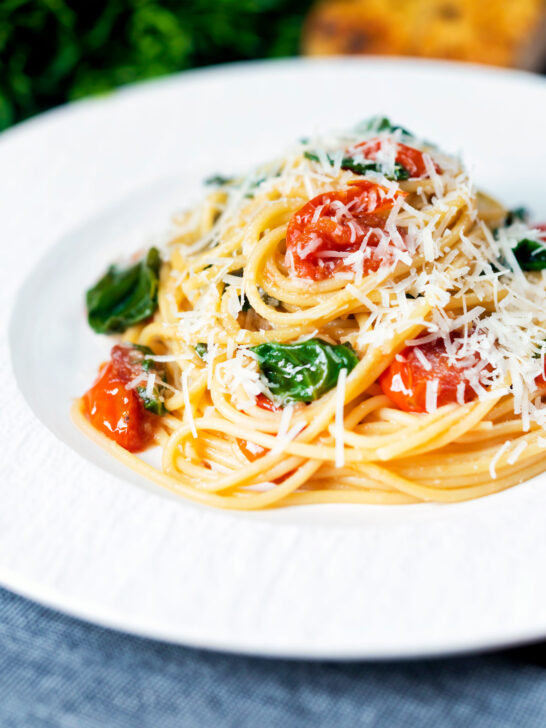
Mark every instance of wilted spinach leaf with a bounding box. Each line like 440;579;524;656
137;383;167;416
512;238;546;271
134;346;168;415
251;339;358;404
505;207;529;226
304;151;409;181
195;343;208;360
356;116;413;138
497;209;546;271
111;343;167;415
86;248;161;334
205;174;233;186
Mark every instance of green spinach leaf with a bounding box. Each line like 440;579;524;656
251;339;358;404
505;207;529;226
86;247;161;334
205;174;234;186
136;384;167;416
355;116;413;138
195;343;208;360
113;343;167;415
512;238;546;271
131;345;167;415
498;209;546;271
304;151;409;181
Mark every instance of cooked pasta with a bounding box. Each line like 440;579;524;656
73;116;546;509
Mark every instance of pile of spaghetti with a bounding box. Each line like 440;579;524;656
74;117;546;509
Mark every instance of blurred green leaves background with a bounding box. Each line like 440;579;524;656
0;0;312;131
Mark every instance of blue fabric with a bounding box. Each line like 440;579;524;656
0;586;545;727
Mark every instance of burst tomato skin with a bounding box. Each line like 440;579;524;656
379;339;476;413
83;359;152;452
285;181;403;280
351;138;439;178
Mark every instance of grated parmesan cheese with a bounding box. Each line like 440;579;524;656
145;372;156;399
125;373;146;390
425;379;439;413
489;441;512;479
507;440;528;465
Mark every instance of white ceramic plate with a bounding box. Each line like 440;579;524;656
3;58;546;659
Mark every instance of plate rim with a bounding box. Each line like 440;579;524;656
4;56;546;660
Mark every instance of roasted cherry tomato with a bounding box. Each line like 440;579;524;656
379;338;477;413
83;344;159;451
285;181;404;280
349;138;440;179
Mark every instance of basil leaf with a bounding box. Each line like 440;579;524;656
86;248;161;334
304;151;409;181
251;339;358;404
513;238;546;271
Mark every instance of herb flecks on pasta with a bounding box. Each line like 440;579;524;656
74;117;546;509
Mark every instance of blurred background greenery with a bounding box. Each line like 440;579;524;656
0;0;312;131
2;0;544;132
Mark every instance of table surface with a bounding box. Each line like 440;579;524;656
1;586;546;728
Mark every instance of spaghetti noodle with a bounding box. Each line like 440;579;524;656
73;117;546;509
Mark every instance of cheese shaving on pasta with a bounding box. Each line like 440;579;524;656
73;118;546;509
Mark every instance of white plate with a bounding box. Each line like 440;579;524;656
3;58;546;659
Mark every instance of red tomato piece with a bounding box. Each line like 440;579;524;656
349;138;440;178
110;344;147;381
237;438;267;461
285;180;404;280
83;360;153;452
255;393;280;412
379;339;477;413
233;395;278;459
